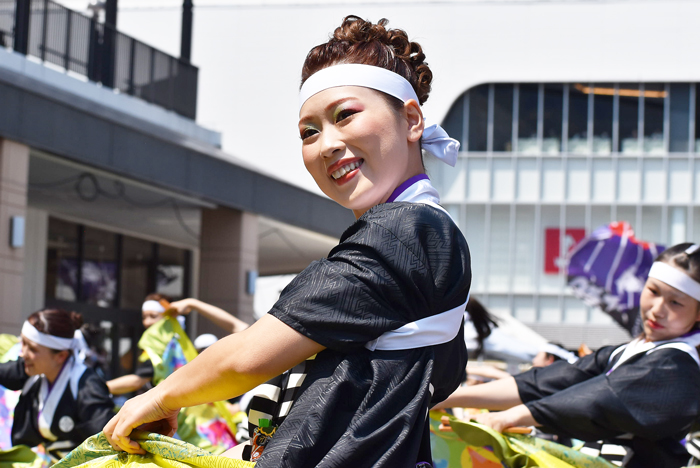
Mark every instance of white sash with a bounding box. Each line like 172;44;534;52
365;178;467;351
608;332;700;374
32;357;87;440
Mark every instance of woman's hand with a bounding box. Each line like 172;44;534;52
471;404;538;433
103;387;180;454
169;298;195;316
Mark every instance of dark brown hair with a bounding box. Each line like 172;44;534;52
27;309;83;340
656;243;700;284
301;15;432;106
144;293;170;303
465;297;497;358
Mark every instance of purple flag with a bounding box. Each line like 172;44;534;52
566;222;664;336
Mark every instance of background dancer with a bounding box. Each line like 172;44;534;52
434;242;700;468
0;309;114;461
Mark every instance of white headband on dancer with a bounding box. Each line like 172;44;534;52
21;321;74;351
298;63;460;167
648;261;700;302
142;300;166;314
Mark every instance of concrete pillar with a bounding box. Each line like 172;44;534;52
198;208;258;338
0;139;29;334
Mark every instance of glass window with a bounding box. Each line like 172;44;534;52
618;84;640;154
157;245;189;300
643;83;665;154
669;83;690;153
468;85;488;152
487;206;511;293
696;85;700;153
492;84;513;151
46;218;79;302
517;84;539;154
592;83;613;155
441;94;464;150
120;236;155;309
542;84;563;155
568;84;588;154
82;227;118;307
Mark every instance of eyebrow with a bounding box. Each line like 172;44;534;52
298;96;358;125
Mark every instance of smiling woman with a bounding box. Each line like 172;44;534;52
0;309;114;462
102;16;489;468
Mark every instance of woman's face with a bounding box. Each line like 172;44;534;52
20;335;68;379
639;271;700;342
298;86;424;218
142;310;162;329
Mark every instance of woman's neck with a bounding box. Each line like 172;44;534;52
45;357;69;386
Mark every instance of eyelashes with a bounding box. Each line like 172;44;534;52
299;106;361;140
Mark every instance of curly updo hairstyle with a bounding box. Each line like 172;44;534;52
301;15;433;106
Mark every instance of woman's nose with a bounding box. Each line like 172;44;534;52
650;298;667;318
319;129;343;158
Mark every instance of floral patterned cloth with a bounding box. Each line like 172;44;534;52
52;431;254;468
429;412;616;468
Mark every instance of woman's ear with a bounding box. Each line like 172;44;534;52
404;99;424;143
54;349;70;366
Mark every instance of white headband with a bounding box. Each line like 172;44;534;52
21;321;74;351
541;343;578;364
299;63;460;166
142;300;166;314
648;262;700;302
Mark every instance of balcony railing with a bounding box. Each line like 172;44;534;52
0;0;198;120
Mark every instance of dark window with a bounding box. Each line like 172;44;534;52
468;85;489;152
696;84;700;152
592;84;613;155
543;84;563;154
82;226;118;307
518;84;539;153
643;83;665;154
45;217;191;307
441;93;464;149
493;84;514;151
157;245;190;300
46;218;79;302
618;84;640;153
568;84;589;154
120;237;155;309
669;83;690;153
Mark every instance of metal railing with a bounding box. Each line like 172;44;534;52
1;0;198;119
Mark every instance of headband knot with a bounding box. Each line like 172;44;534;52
299;63;460;167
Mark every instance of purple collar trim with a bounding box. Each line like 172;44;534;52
386;174;430;203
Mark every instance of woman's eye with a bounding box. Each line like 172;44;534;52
300;128;318;140
336;109;357;123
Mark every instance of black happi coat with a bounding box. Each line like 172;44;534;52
515;345;700;468
0;357;114;459
256;202;470;468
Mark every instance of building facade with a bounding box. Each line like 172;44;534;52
428;82;700;347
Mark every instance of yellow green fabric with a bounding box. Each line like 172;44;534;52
137;318;237;453
0;445;51;468
52;431;254;468
0;336;19;363
429;412;616;468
